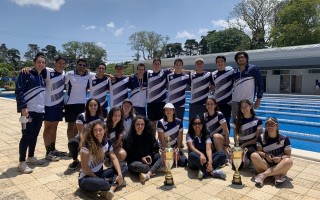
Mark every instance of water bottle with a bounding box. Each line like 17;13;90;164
19;116;28;130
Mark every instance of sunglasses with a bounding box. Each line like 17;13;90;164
192;122;203;126
78;64;87;67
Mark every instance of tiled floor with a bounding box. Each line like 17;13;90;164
0;98;320;200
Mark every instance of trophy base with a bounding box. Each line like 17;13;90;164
164;173;174;186
232;176;242;185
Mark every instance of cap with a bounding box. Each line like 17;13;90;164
115;63;124;68
265;117;278;124
195;57;204;63
122;99;132;105
163;103;175;109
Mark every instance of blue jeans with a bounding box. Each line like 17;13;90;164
19;112;44;162
188;151;226;173
128;153;163;174
79;164;128;192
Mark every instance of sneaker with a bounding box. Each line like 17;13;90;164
211;169;226;179
18;162;33;174
139;173;150;183
52;149;68;157
275;175;286;186
26;157;45;165
68;160;80;170
255;173;266;187
46;151;60;162
198;170;203;179
100;190;114;200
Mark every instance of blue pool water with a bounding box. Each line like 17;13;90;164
2;92;320;152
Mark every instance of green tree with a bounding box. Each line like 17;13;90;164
270;0;320;47
24;44;40;61
165;43;183;58
7;48;21;69
42;45;58;67
205;28;251;53
229;0;279;49
128;31;169;60
184;39;198;56
62;41;107;70
0;44;8;63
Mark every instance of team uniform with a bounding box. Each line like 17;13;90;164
203;111;227;138
64;70;94;122
157;118;187;167
211;66;234;129
109;76;129;108
89;75;109;117
167;72;190;121
42;67;65;121
146;69;171;121
186;133;226;176
232;64;264;120
68;113;104;162
257;134;291;166
189;71;213;121
237;116;263;159
129;75;147;116
15;68;46;162
78;139;128;192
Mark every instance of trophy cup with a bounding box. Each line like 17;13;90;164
232;134;243;185
160;137;175;186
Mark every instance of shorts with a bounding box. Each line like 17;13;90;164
134;106;146;117
44;106;64;122
64;104;85;122
147;102;166;121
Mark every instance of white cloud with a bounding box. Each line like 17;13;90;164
127;25;136;29
114;28;125;37
107;22;115;29
82;25;97;30
211;18;252;36
12;0;65;11
176;31;196;39
198;28;209;35
211;19;230;30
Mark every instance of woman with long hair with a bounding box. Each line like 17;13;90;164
203;97;230;153
121;99;136;138
123;116;163;183
187;117;226;179
234;99;262;167
157;103;187;167
106;107;127;161
78;121;127;199
68;98;104;170
251;117;293;187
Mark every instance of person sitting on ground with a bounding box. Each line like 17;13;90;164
233;99;262;169
251;117;293;187
78;121;127;200
68;98;104;170
187;117;226;179
203;97;230;155
123;116;163;183
121;99;136;138
106;107;127;162
157;103;187;167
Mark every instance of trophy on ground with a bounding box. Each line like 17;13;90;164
232;134;243;185
160;137;175;186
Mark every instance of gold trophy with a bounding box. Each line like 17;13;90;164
160;137;175;186
232;134;243;185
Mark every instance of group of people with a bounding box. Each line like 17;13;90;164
15;51;293;199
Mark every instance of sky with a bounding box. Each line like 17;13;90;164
0;0;241;63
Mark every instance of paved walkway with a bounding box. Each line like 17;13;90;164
0;97;320;200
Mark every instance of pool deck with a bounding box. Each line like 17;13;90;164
0;97;320;200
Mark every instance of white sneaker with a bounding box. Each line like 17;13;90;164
46;151;60;162
26;157;45;165
100;190;114;200
139;173;150;183
18;162;33;174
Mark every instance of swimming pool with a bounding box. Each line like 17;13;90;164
2;92;320;152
